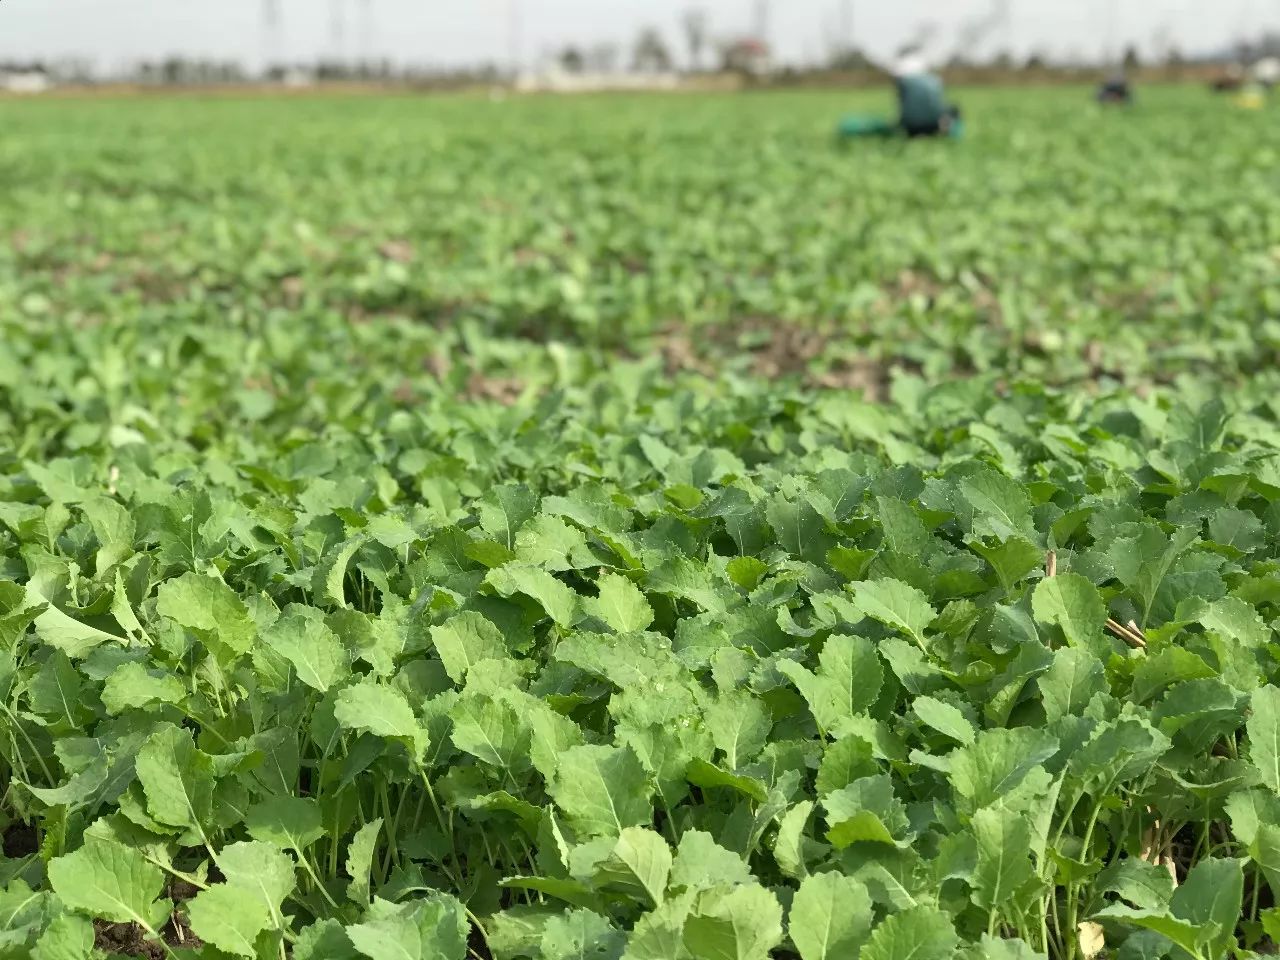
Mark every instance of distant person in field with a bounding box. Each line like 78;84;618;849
871;44;961;138
1096;72;1133;105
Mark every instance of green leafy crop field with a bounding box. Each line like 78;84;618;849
2;87;1280;960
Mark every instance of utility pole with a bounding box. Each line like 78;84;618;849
996;0;1012;61
330;0;347;64
508;0;523;77
359;0;374;65
262;0;282;76
1104;0;1119;67
839;0;854;55
755;0;771;44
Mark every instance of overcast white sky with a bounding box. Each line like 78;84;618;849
0;0;1273;70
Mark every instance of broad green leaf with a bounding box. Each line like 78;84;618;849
1037;648;1106;723
111;568;148;641
1106;524;1198;623
622;893;693;960
1067;718;1170;792
31;913;94;960
334;678;427;761
704;690;772;770
478;483;539;550
585;573;654;634
521;691;586;777
848;579;934;651
766;495;834;564
1090;906;1211;958
488;565;580;628
347;818;383;906
876;497;932;557
860;905;958;960
449;692;532;776
23;750;109;808
959;934;1045;959
155;572;256;661
1169;857;1243;957
514;514;593;571
949;728;1060;815
1249;823;1280;900
1208;506;1263;552
245;795;325;852
593;827;672;909
683;884;783;960
100;661;186;715
669;831;752;893
347;895;469;960
549;744;652;838
1198;595;1270;648
685;758;768;802
314;536;366;608
27;651;85;725
726;556;769;591
539;908;625;960
1094;858;1175;913
431;611;509;683
501;876;609;913
217;840;297;914
263;613;349;692
484;907;560;960
134;724;215;835
187;884;272;957
646;556;735;616
294;919;361;960
1151;679;1241;750
815;735;878;797
1132;647;1216;704
80;496;135;573
47;843;170;930
971;537;1043;591
777;633;883;733
824;775;908;849
961;469;1035;542
970;806;1037;911
27;585;123;660
788;872;873;960
773;801;819;880
1248;685;1280;793
912;696;975;745
1031;573;1107;657
1224;788;1280;847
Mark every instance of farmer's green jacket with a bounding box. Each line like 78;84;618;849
895;72;946;131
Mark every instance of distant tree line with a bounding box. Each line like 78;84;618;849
123;58;502;87
543;15;1210;79
0;58;94;82
11;18;1280;89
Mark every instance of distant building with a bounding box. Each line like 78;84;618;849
720;38;772;76
515;64;679;94
281;67;316;89
0;68;52;94
1255;57;1280;87
262;65;317;88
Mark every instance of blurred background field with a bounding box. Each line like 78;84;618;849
9;5;1280;959
4;85;1279;433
